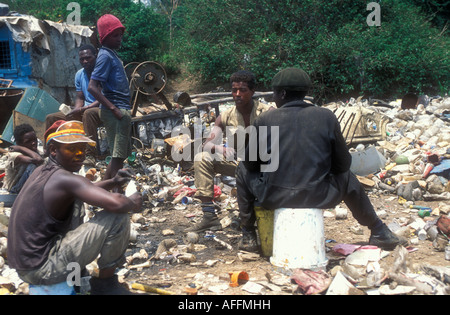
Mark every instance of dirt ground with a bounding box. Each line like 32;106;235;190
1;66;448;299
112;75;450;296
118;176;449;296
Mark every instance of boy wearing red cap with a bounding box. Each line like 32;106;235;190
88;14;131;182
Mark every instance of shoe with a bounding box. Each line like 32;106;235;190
238;227;259;253
184;212;222;233
89;275;135;295
369;223;409;250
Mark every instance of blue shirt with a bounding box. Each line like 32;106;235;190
91;47;131;110
75;68;96;106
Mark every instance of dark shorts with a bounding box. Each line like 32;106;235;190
99;108;132;159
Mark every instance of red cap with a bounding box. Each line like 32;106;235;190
44;120;66;145
97;14;125;45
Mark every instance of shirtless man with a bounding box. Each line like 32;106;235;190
7;120;142;295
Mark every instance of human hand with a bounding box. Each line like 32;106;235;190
222;146;236;160
113;107;124;120
113;168;135;186
129;192;143;212
66;108;83;121
32;155;45;165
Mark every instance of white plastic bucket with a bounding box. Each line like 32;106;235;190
270;208;328;272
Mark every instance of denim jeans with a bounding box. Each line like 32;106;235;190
10;163;37;194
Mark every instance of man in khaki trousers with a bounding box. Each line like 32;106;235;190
185;70;273;233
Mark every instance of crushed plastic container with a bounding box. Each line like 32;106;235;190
350;145;386;176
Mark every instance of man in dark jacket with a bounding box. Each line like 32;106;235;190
237;67;407;252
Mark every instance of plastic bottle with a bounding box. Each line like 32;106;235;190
418;229;427;241
138;123;148;145
97;127;109;155
418;209;431;218
426;225;439;241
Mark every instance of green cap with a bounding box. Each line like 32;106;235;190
272;68;312;91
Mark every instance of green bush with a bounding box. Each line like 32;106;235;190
5;0;168;64
5;0;449;101
174;0;449;101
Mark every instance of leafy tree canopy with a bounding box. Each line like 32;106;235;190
4;0;449;102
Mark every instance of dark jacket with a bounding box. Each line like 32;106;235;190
242;100;352;209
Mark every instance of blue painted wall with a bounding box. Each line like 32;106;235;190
0;24;37;88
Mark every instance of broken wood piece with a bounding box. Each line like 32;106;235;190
127;260;151;270
356;175;375;187
212;236;233;251
237;250;260;262
131;282;175;295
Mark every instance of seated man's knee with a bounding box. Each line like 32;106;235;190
194;152;215;169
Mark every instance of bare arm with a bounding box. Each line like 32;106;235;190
88;78;124;120
44;170;142;220
74;91;85;110
9;145;43;166
94;169;135;191
66;91;100;120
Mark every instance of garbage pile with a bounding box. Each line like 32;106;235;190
314;95;450;295
115;95;450;295
0;204;26;295
375;97;450;202
325;96;450;211
324;96;450;203
292;244;450;295
0;95;449;295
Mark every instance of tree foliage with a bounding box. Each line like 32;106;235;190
174;0;450;101
5;0;167;63
4;0;450;102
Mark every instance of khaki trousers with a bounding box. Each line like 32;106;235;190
194;151;238;199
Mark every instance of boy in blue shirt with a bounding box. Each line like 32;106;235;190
45;44;101;164
88;14;132;181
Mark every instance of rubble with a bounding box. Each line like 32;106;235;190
0;95;449;295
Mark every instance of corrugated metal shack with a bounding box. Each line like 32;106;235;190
0;6;94;104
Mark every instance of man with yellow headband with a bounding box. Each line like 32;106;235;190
7;120;143;295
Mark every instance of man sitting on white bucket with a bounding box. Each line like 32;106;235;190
236;67;408;252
